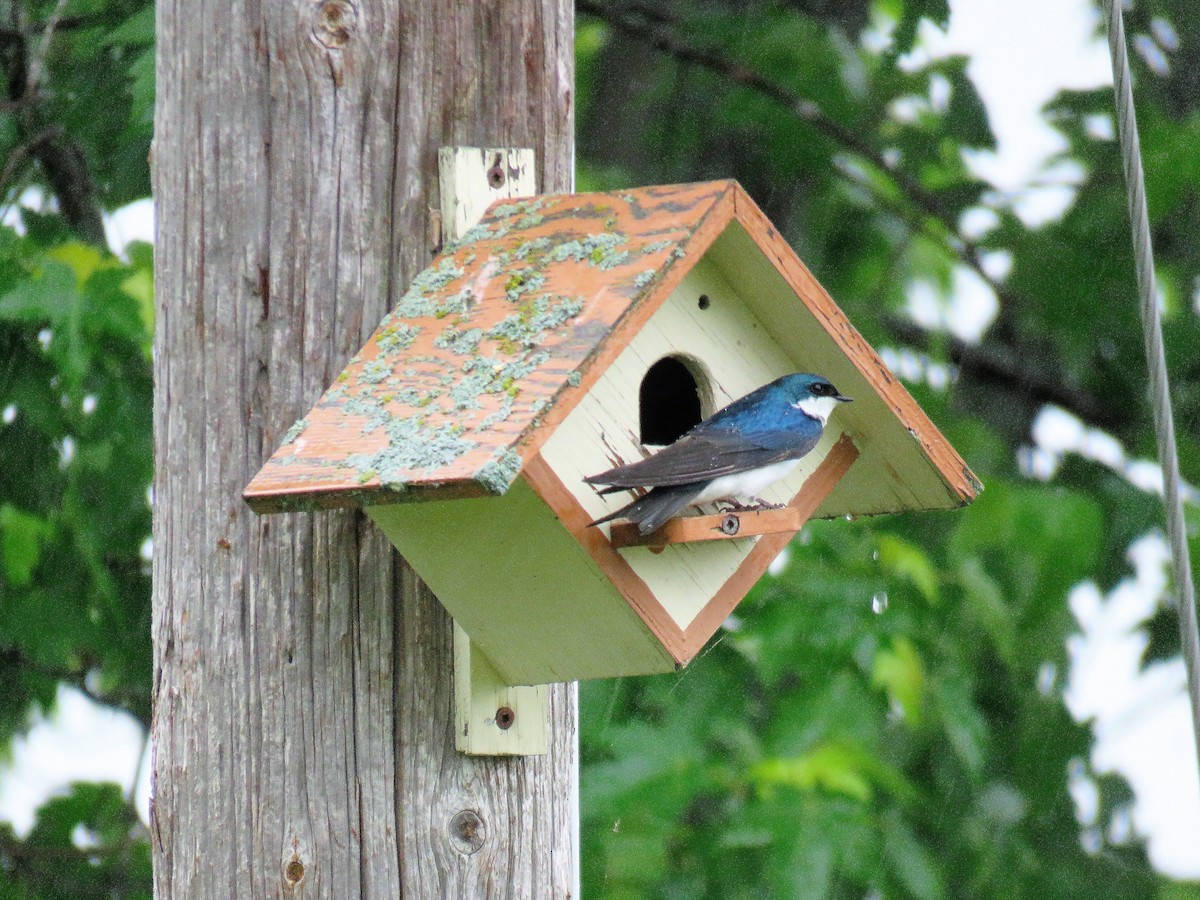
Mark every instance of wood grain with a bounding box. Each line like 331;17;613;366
153;2;577;896
608;505;818;549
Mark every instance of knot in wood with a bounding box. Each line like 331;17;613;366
284;857;305;885
449;809;486;855
311;0;357;49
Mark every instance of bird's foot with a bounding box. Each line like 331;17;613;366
716;497;780;513
754;497;783;510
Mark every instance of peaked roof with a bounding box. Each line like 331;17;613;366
244;180;980;514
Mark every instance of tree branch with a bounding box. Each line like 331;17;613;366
577;1;1119;432
0;646;149;731
0;3;106;243
883;315;1125;430
25;0;69;97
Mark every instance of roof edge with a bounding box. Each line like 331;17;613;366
729;183;981;506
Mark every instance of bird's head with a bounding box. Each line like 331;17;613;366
778;373;852;425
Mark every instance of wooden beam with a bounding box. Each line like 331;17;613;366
152;2;577;896
439;146;549;756
608;505;812;549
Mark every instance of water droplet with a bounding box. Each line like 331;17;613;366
1036;662;1057;696
871;591;889;614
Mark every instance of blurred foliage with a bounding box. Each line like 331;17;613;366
0;0;1199;896
0;0;154;893
576;0;1200;896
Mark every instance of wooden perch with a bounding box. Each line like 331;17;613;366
607;433;861;550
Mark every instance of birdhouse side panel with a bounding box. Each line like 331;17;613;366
539;256;847;631
706;221;972;516
367;478;677;684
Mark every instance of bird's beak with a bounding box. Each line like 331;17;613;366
834;393;853;403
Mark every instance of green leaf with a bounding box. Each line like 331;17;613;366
0;505;52;586
872;636;925;725
0;261;78;325
883;809;946;900
877;533;940;603
750;741;913;803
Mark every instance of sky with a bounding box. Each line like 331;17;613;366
2;0;1198;881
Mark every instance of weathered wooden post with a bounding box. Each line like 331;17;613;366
152;2;576;895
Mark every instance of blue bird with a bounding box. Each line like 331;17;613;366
586;373;852;535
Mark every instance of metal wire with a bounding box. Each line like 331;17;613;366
1104;0;1200;767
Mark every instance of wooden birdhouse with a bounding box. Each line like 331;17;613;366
245;151;979;725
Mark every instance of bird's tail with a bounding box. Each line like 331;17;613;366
589;484;703;535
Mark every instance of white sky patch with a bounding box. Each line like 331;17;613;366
917;0;1112;195
0;686;149;836
906;265;998;343
1031;404;1200;504
1065;535;1200;875
103;197;155;258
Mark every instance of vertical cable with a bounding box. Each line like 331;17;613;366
1105;0;1200;768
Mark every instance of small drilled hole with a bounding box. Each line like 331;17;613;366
487;166;506;188
697;294;711;310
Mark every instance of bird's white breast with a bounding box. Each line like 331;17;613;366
693;459;803;504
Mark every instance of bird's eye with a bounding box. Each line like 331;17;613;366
810;382;832;396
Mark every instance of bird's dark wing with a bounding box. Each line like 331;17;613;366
585;428;820;489
589;483;706;535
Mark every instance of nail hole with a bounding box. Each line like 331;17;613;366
487;166;506;188
697;294;711;310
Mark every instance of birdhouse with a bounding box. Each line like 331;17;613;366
244;176;979;689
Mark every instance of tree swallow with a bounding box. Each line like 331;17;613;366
586;373;852;535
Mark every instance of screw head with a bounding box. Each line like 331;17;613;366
720;514;740;536
495;706;515;730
